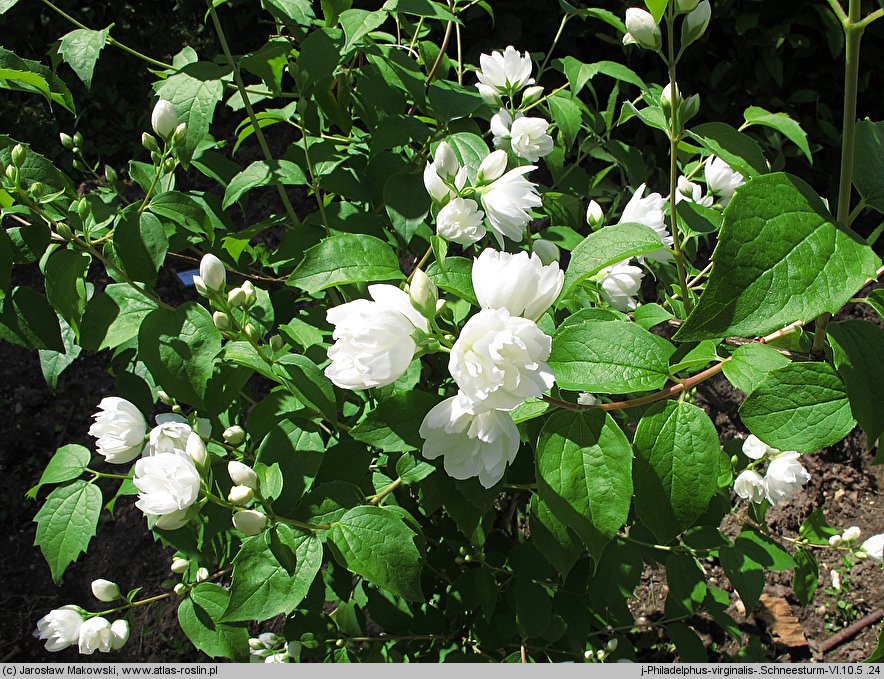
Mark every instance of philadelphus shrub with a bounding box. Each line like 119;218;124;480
5;0;884;663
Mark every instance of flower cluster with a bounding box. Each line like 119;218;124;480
733;435;811;506
36;607;129;655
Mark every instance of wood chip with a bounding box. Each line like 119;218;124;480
757;594;809;648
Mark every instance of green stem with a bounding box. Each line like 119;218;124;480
206;2;302;229
138;146;170;212
87;469;133;481
537;15;569;80
368;477;401;505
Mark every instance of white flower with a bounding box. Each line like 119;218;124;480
450;308;554;413
577;392;597;406
110;620;129;649
490;109;553;162
36;606;83;652
151;99;178;140
91;579;120;602
325;285;429;390
436;197;486;245
233;510;268;536
419;396;520;489
618;184;673;262
88;397;148;464
78;617;127;654
532;239;560;266
598;260;644;311
684;1;711;41
860;534;884;562
763;451;810;506
476;45;534;96
472;249;563;321
742;434;776;460
705;156;744;205
624;8;662;50
842;526;862;543
586;199;604;228
480;166;542;245
196;567;209;582
133;452;201;525
424;142;469;203
733;469;765;503
676;176;714;207
197;253;226;292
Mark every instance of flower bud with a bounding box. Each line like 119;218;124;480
223;425;246;445
104;165;118;185
151;99;178;140
677;0;699;11
477;83;501;107
477;150;508;183
157;389;173;405
11;143;26;168
828;534;843;547
212;311;230;331
162;158;175;174
683;1;711;44
241;280;256;307
91;579;121;602
141;132;160;154
77;197;90;223
72;159;85;172
56;223;73;241
532;239;560;266
409;269;438;318
185;433;207;467
842;526;861;543
244;323;258;340
59;132;74;149
433;141;459;181
30;182;44;199
199;253;226;292
856;550;869;561
195;567;209;583
173;122;187;147
170;558;189;574
228;460;258;489
586;199;605;228
233;510;268;536
72;131;84;147
521;85;544;107
661;83;681;118
173;583;186;595
269;335;284;352
227;287;246;307
5;165;18;184
228;485;254;505
624;8;662;50
192;276;208;297
109;620;129;650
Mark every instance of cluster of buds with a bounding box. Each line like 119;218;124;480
249;633;295;663
227;460;268;536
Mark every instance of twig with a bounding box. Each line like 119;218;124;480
819;608;883;654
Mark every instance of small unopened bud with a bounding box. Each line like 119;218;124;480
77;197;90;223
192;276;208;297
56;222;73;241
521;85;544;107
228;485;254;505
104;165;118;185
151;99;178;140
142;132;160;154
241;280;256;307
173;583;187;595
227;287;246;307
269;335;284;351
477;150;508;183
223;425;246;445
586;199;605;228
606;638;619;653
409;268;438;318
828;534;843;547
683;1;711;44
661;83;681;118
157;389;173;405
91;579;121;602
185;434;207;467
72;131;83;147
30;182;44;199
584;650;593;660
110;620;129;649
677;0;699;11
856;550;869;560
173;122;187;147
171;558;189;574
199;253;226;292
162;158;176;175
59;132;74;149
433;141;459;181
11;144;26;168
195;568;209;583
213;311;230;331
228;460;258;489
244;323;258;340
171;404;183;415
72;159;85;172
532;239;560;265
624;8;662;50
232;510;267;536
5;165;18;184
842;526;861;543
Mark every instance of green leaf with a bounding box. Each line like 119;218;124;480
739;362;855;453
263;0;315;25
828;320;884;442
792;548;818;607
558;2;626;33
395;452;435;485
113;211;168;285
288;233;404;293
667;623;707;662
27;444;91;499
798;508;838;546
34;480;102;583
223;525;322;622
222;159;308;209
178;583;248;660
327;505;424;600
665;553;707;616
562;223;665;296
80;283;159;351
528;495;583;579
719;531;796;613
39;317;81;393
58;28;108;90
0;0;22;14
427;81;484;122
633;401;720;543
350;391;439;452
0;136;75;194
536;409;633;560
44;249;90;334
444;132;489;181
255;419;325;511
426;257;477;306
0;286;63;351
154;64;225;165
722;343;790;394
864;627;884;663
633;303;674;330
0;47;75;113
138;302;222;408
675;173;880;341
547;95;582;148
273;353;337;424
384;172;430;243
853;120;884;213
340;9;388;52
560;57;645;95
320;0;351;25
549;318;675;393
743;106;812;163
687;122;768;177
382;0;459;22
644;0;668;23
290;481;363;535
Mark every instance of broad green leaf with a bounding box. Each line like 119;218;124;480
426;257;477;306
395;452;435;484
743;106;812;163
350;391;439;452
340;9;388;52
793;549;818;607
0;136;75;194
719;531;795;612
536;409;633;560
320;0;351;25
427;81;484;122
675;173;880;341
669;340;719;374
562;223;665;296
34;480;102;583
45;249;90;334
667;623;707;662
112;211;168;285
644;0;668;23
178;583;248;660
0;47;75;113
58;28;108;89
222;160;308;209
382;0;459;22
80;283;159;351
687;122;768;177
138;302;222;408
558;1;626;33
528;495;583;579
327;505;424;600
799;508;839;546
722;343;790;394
547;95;582;148
865;628;884;663
263;0;315;25
291;481;364;534
633;401;719;543
288;233;403;293
828;320;884;442
853;120;884;213
549;318;675;393
739;362;855;453
0;286;63;351
273;353;337;424
149;191;211;234
734;530;796;570
444;132;488;181
223;525;322;622
384;172;430;243
38;317;80;393
0;0;21;13
255;419;325;511
633;303;674;330
560;57;645;95
27;444;90;499
665;553;707;616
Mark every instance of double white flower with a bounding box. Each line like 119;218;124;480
490;109;553;163
325;285;429;390
133;452;201;530
479;156;542;246
734;440;810;507
619;184;673;262
88;397;148;464
475;45;534;103
705;156;744;205
598;260;644;311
